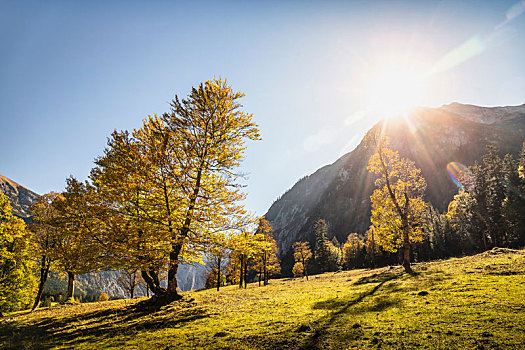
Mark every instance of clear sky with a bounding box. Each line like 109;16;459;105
1;0;525;216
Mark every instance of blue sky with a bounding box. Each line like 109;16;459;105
1;0;525;216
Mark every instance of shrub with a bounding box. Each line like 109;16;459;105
98;293;110;302
292;262;304;278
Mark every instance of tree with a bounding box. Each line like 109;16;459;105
205;268;226;289
92;78;260;304
0;193;36;314
117;269;144;298
292;262;304;278
326;241;343;271
90;121;175;296
445;190;480;253
29;192;62;311
205;235;230;291
51;178;105;301
501;145;525;247
367;139;428;274
313;219;330;272
365;226;382;267
253;218;280;286
481;146;507;247
342;233;364;269
230;227;259;289
292;242;312;280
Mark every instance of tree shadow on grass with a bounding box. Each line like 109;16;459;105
299;271;403;350
0;298;210;350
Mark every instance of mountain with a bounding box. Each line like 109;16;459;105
0;174;205;296
0;174;39;221
265;103;525;274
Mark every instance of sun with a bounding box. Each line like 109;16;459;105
362;63;427;119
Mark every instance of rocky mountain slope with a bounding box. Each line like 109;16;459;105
0;174;39;222
0;174;205;296
265;103;525;273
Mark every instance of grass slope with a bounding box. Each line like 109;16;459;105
2;248;524;349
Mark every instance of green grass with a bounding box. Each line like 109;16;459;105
2;248;525;349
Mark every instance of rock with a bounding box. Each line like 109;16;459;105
214;331;228;337
417;291;429;296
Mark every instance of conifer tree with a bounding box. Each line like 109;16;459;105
313;219;331;272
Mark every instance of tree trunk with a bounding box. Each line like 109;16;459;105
32;256;51;311
66;271;75;301
166;249;181;300
141;270;165;295
243;257;248;289
165;167;204;302
303;259;309;281
263;254;268;286
239;255;244;288
216;257;221;291
129;271;133;299
402;224;413;274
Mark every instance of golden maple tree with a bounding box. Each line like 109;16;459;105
367;139;428;274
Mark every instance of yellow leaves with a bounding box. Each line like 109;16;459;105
292;242;312;263
0;193;36;312
368;141;429;253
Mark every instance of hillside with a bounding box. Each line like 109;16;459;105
265;103;525;272
1;248;523;349
0;174;39;221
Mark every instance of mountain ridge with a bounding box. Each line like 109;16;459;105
264;102;525;274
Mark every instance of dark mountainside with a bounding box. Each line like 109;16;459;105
265;103;525;274
0;174;205;297
0;174;39;222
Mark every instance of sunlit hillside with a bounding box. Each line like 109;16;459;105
2;248;524;350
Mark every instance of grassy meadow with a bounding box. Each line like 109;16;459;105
1;248;524;349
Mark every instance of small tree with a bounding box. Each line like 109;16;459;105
342;233;364;270
117;269;144;298
205;268;226;289
98;292;110;302
326;241;343;271
292;262;304;278
313;219;331;272
292;242;312;280
365;226;382;267
205;236;230;291
253;218;280;286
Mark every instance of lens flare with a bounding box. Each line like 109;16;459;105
446;162;474;190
